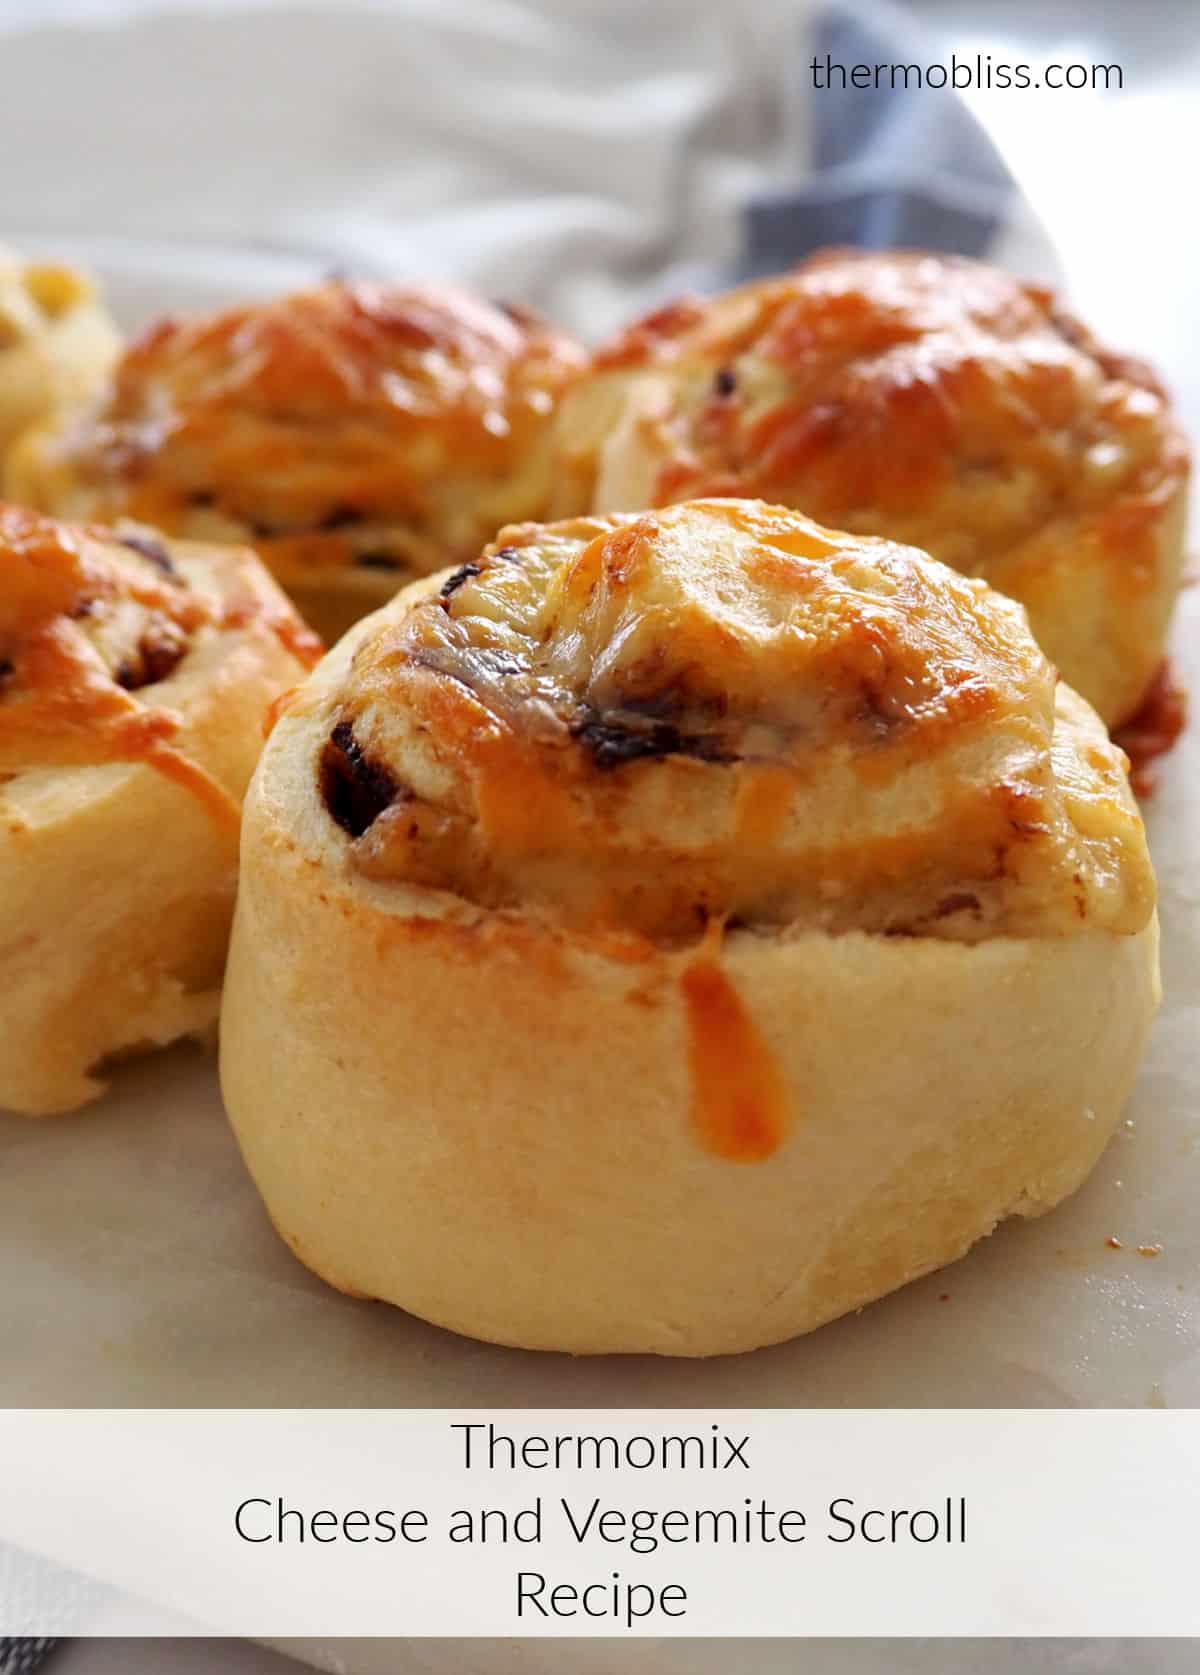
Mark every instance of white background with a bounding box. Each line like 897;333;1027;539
3;1411;1199;1638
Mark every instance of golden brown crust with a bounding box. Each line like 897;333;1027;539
0;503;320;823
9;282;587;634
556;250;1190;727
0;505;321;1115
306;499;1154;945
219;499;1162;1348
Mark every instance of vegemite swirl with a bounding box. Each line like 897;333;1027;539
555;250;1190;730
8;280;587;597
311;498;1154;944
0;503;319;824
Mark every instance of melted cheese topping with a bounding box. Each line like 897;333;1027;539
36;282;587;579
0;503;319;821
561;248;1188;594
315;498;1154;944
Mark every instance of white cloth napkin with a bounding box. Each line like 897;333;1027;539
0;0;810;335
0;0;1053;338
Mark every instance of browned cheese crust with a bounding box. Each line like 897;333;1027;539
555;250;1190;728
8;281;587;639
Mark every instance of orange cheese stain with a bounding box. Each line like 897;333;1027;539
476;744;579;857
146;744;241;832
1114;660;1187;797
734;764;793;852
680;951;791;1162
200;581;324;671
263;685;301;738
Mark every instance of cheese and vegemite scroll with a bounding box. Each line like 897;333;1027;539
553;249;1190;732
6;280;587;643
220;497;1159;1357
0;249;119;464
0;504;320;1116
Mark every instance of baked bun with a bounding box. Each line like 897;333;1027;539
7;281;587;642
0;504;320;1115
554;249;1190;729
0;249;119;462
220;498;1159;1356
